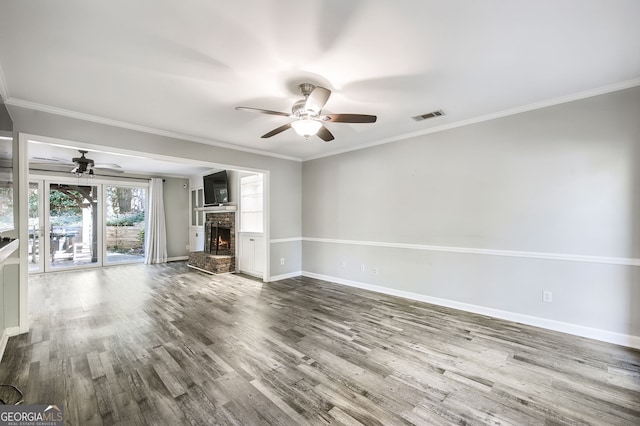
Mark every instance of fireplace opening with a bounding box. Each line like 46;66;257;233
205;222;231;255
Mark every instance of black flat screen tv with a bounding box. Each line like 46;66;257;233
203;170;229;206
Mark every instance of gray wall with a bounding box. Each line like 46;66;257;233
163;177;189;259
302;86;640;339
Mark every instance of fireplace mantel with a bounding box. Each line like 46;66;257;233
194;206;238;213
195;205;237;213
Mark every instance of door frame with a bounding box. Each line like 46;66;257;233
27;176;150;273
18;132;272;334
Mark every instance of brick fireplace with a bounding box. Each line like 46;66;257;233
187;211;236;274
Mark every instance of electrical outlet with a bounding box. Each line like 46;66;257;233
360;264;366;272
280;257;285;265
341;261;346;269
543;291;553;303
373;267;379;276
186;245;190;251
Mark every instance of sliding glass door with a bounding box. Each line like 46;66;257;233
105;185;146;264
48;183;99;270
28;182;42;272
29;177;148;273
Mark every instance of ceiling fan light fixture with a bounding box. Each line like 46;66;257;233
236;82;376;141
291;118;322;138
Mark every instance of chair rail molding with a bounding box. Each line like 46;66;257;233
302;237;640;267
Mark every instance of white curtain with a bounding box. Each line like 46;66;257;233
145;178;168;264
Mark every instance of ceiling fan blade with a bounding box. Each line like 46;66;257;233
29;163;75;172
305;87;331;113
29;156;75;165
261;123;292;138
322;114;377;123
93;165;125;173
316;125;334;142
235;106;291;117
96;168;125;174
93;163;122;169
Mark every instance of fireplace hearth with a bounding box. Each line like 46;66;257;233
188;210;236;274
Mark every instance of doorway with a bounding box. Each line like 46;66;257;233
28;177;147;273
48;182;99;270
105;184;147;264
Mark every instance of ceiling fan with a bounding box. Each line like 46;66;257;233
236;83;377;142
30;150;124;176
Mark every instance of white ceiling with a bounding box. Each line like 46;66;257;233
27;139;213;178
1;0;639;167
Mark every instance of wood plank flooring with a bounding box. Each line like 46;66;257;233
1;262;639;425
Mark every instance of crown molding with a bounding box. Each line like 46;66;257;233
5;77;639;164
5;98;303;162
303;77;640;161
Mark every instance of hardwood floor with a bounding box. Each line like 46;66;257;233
1;262;639;425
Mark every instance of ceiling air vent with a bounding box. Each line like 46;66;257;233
412;109;445;121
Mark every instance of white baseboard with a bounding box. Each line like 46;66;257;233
6;327;21;337
268;271;302;282
302;271;640;350
0;327;19;364
168;256;189;262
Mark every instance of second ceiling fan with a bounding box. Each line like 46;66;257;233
236;83;377;142
30;149;124;176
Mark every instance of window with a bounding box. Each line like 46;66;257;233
239;174;263;233
191;187;204;227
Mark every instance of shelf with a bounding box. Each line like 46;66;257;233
194;205;237;212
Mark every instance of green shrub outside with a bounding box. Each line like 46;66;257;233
106;212;145;226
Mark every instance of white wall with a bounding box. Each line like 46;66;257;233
302;86;640;346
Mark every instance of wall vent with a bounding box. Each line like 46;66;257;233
412;109;445;121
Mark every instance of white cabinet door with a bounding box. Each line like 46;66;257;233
253;235;264;274
190;227;204;252
238;233;264;276
238;234;252;271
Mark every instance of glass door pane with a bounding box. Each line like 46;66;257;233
28;182;42;272
48;183;99;270
105;185;146;264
